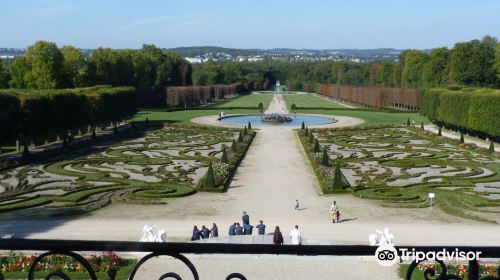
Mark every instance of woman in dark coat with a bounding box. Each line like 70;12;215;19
273;226;284;245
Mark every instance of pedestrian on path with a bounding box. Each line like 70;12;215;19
200;225;209;239
295;199;300;210
290;225;302;245
211;223;218;238
235;223;243;235
228;223;236;236
273;226;284;245
330;201;338;223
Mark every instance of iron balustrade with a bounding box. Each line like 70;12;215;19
0;239;498;280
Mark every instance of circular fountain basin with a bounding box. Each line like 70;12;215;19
219;114;337;127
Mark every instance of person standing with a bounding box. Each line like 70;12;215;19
242;211;250;226
200;225;209;239
273;226;284;245
191;226;201;241
228;223;236;236
289;225;302;245
330;201;338;223
294;199;300;211
256;220;266;235
211;223;219;238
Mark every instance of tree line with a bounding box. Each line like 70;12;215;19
0;41;192;90
190;36;499;90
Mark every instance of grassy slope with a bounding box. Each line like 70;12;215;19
212;93;273;108
284;93;350;109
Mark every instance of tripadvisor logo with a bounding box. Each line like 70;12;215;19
375;244;399;267
374;246;483;267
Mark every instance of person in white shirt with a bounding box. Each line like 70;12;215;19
289;225;302;245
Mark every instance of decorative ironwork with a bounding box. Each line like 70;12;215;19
0;239;498;280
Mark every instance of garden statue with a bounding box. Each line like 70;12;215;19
369;228;395;246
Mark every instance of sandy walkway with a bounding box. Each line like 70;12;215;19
424;124;499;152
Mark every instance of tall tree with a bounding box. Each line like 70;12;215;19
26;41;64;89
401;50;428;88
422;47;450;87
450;37;496;87
8;56;31;89
0;60;10;88
60;45;86;88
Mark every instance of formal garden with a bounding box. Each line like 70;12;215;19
300;125;500;223
0;125;254;213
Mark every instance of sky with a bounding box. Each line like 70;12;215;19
0;0;499;50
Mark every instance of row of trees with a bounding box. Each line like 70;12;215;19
189;36;499;90
0;86;138;143
419;87;500;140
1;41;192;90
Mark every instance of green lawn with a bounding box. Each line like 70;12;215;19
132;108;260;124
284;93;350;109
211;93;273;108
297;109;428;126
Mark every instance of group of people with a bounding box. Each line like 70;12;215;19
228;211;266;236
191;223;218;241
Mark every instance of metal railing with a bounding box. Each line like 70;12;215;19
0;239;498;280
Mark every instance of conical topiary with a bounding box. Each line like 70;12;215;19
221;149;228;164
301;121;305;130
309;133;314;143
231;139;237;152
333;163;342;188
22;144;30;159
314;139;320;153
460;133;464;144
438;127;442;136
238;131;243;143
248;122;252;130
421;122;424;129
489;141;495;153
321;147;329;166
406;118;410;126
243;126;248;136
204;162;215;188
305;126;309;136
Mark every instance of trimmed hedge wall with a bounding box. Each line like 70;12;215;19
419;87;500;139
0;86;138;142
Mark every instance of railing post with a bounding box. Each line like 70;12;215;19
468;259;479;280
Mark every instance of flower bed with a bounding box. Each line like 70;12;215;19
400;262;499;279
0;251;135;279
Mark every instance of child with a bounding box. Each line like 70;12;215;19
336;210;341;223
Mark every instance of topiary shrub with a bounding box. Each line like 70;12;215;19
489;141;495;153
460;133;464;144
333;163;342;188
243;126;248;136
321;147;329;166
313;139;320;153
301;121;305;130
407;118;410;126
204;162;215;188
291;103;297;111
258;102;264;111
22;144;30;158
305;126;309;135
421;122;424;129
248;122;252;130
231;139;237;152
438;127;442;136
238;131;243;143
221;149;228;164
309;132;314;143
